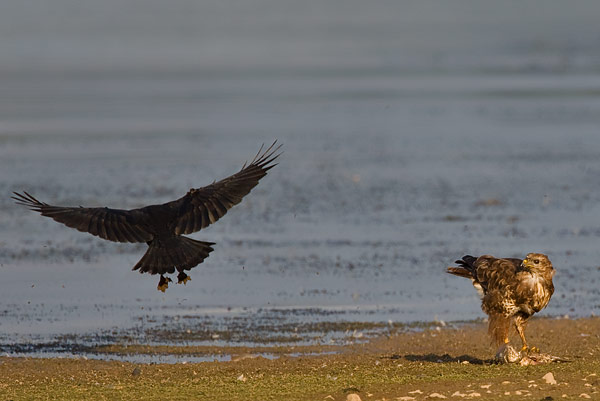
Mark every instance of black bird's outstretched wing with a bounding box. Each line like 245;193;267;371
167;141;282;235
11;191;153;243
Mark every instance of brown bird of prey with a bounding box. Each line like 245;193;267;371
12;142;281;292
447;253;555;353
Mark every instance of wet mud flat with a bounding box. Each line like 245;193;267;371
0;305;452;363
0;317;598;401
2;128;600;350
2;72;600;359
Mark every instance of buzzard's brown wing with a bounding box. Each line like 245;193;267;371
448;255;522;293
167;141;281;235
473;256;522;293
12;191;153;243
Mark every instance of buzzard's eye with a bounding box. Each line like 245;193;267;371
534;259;539;264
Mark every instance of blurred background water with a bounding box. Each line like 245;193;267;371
1;0;600;354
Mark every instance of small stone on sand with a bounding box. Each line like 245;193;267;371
346;394;361;401
543;372;557;385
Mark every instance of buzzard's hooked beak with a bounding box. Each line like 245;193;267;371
520;259;531;271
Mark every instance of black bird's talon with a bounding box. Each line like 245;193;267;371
157;275;172;292
177;272;191;285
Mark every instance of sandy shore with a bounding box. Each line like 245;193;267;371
1;317;598;400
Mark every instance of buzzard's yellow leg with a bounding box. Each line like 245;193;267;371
157;275;172;292
514;316;537;353
177;272;191;285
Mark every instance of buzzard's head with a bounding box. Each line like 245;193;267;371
521;253;554;278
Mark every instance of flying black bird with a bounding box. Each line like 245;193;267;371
13;142;281;292
447;253;555;354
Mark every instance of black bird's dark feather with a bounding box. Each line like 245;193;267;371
12;142;281;291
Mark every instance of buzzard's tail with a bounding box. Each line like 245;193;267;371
446;254;478;278
133;236;215;276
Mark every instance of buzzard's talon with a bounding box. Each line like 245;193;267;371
177;272;191;285
520;344;539;354
157;275;172;292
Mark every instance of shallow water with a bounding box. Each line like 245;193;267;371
1;0;600;359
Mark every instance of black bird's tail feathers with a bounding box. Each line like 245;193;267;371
133;236;215;275
446;254;478;279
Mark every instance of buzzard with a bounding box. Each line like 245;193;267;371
447;253;555;353
12;142;281;292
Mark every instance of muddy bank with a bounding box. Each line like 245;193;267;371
0;317;598;400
